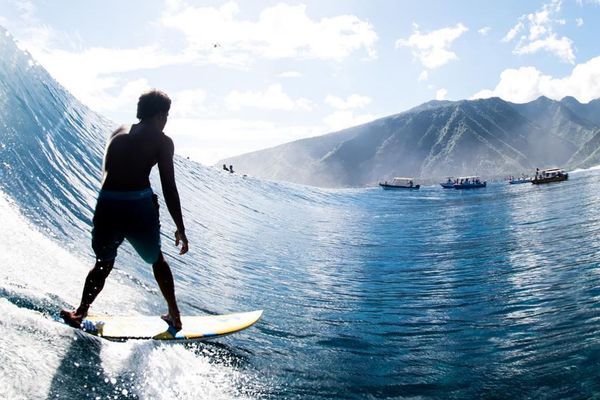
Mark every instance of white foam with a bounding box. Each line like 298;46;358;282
0;299;72;399
0;190;139;314
122;344;260;400
0;191;262;399
570;164;600;173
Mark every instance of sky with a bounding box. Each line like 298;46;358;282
2;0;600;165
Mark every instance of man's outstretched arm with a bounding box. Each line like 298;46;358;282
158;136;188;254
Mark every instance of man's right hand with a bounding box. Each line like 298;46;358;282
175;230;189;255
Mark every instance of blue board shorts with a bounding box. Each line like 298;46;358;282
91;188;161;264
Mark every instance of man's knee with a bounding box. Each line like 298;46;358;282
152;252;167;269
92;259;114;279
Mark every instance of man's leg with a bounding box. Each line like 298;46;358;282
152;252;182;331
60;259;114;327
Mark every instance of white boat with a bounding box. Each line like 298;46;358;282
532;168;568;184
508;175;532;184
379;177;420;190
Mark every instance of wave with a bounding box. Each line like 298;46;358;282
0;27;278;399
4;25;600;400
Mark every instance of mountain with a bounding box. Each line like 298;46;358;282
509;96;598;148
221;96;600;187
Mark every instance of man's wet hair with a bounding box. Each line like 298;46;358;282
136;89;171;120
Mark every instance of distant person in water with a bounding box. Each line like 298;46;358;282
222;164;230;172
60;89;189;332
229;165;234;173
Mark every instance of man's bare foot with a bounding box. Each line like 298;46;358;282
60;309;85;329
160;313;182;331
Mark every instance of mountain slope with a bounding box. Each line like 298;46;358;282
510;96;598;148
222;96;596;187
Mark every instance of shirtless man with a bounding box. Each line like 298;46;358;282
60;89;188;331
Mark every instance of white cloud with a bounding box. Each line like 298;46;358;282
0;1;196;115
10;0;36;22
0;0;183;111
278;71;303;78
161;1;378;64
9;1;375;119
2;1;56;52
325;94;372;110
478;26;491;36
576;18;584;27
323;111;378;132
396;23;468;70
418;70;429;82
166;117;324;164
502;21;524;42
26;45;187;113
514;33;574;63
471;56;600;103
502;0;575;63
436;88;448;100
104;79;152;115
226;84;314;111
172;88;208;117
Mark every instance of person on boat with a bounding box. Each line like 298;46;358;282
229;164;234;173
409;180;413;187
60;89;189;332
222;164;229;172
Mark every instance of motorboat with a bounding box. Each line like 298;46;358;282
379;177;420;190
508;175;532;184
453;176;486;189
440;177;455;189
532;168;568;184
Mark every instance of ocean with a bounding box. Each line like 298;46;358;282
2;28;600;399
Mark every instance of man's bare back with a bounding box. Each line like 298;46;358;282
102;120;186;247
102;124;169;191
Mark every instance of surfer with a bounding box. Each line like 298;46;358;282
60;89;188;331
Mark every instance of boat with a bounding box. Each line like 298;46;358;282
453;176;486;189
379;177;420;190
532;168;568;184
440;177;455;189
508;175;532;184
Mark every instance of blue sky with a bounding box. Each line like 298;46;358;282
2;0;600;164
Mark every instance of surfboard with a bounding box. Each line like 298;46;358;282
72;310;263;342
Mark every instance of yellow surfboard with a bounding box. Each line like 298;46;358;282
76;310;263;341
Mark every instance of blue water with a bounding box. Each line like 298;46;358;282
2;27;600;399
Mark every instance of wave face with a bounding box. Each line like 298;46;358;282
3;27;600;399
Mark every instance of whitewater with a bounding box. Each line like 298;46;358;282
3;27;600;399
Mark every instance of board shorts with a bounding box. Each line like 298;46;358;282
91;188;161;264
